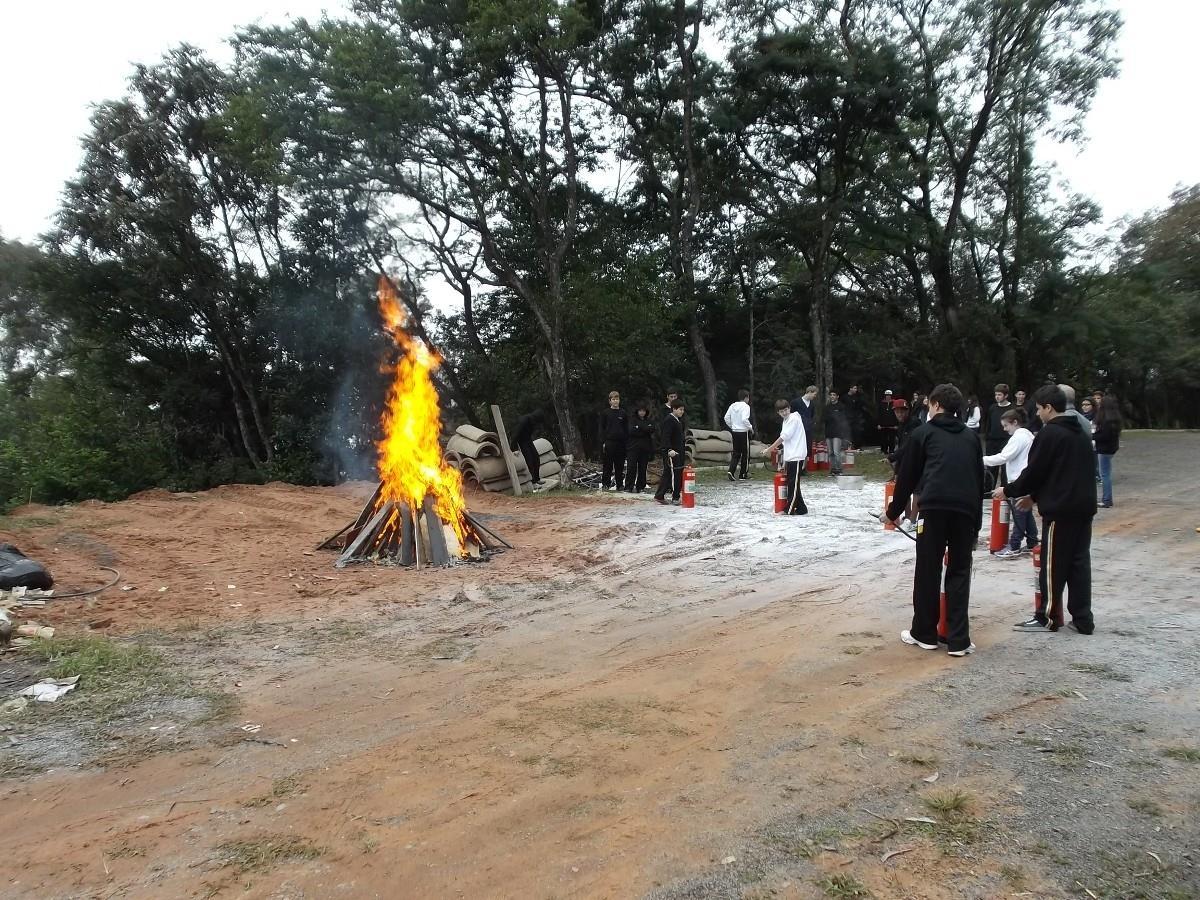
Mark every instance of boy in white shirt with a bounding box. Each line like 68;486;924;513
983;408;1038;558
765;399;808;515
723;389;754;481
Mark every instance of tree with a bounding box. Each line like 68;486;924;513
240;1;611;455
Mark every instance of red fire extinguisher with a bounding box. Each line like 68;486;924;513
774;469;788;514
681;465;696;508
882;481;896;531
988;496;1011;553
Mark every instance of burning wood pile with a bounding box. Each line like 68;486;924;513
320;277;510;569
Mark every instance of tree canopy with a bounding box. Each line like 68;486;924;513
1;0;1197;509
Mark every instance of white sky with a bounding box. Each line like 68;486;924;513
1;0;1196;246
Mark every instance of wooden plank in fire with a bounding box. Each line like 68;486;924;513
466;512;513;550
399;502;416;566
316;483;383;551
352;483;384;528
335;501;395;568
422;496;451;567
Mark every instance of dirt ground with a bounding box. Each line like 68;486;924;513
0;432;1197;899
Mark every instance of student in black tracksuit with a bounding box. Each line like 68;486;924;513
654;400;686;505
623;404;655;493
510;410;544;485
998;383;1097;634
599;391;629;491
790;385;818;474
883;384;984;657
985;383;1013;490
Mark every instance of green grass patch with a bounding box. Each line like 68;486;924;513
0;635;235;777
1126;796;1164;817
897;752;940;767
215;835;323;873
1069;662;1132;683
243;774;304;808
922;788;972;815
818;873;871;898
1161;746;1200;763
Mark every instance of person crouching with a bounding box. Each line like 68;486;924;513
881;383;984;657
765;399;808;515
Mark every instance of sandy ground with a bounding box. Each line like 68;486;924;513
0;433;1197;899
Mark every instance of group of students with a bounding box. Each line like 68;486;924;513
978;383;1122;511
594;389;692;505
881;381;1113;658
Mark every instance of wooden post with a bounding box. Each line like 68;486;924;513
399;503;415;566
490;404;524;497
422;496;451;566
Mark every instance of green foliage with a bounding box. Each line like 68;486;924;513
1;0;1195;510
0;367;170;509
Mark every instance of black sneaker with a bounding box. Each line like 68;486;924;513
727;472;735;482
739;474;750;480
1067;621;1095;635
1013;616;1050;631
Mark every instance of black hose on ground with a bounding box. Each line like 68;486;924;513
45;566;122;600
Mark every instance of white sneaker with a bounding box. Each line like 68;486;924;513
993;547;1021;560
608;484;619;492
947;643;976;657
900;630;938;650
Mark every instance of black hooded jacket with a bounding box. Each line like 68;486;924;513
628;415;655;450
887;414;984;529
1004;415;1098;518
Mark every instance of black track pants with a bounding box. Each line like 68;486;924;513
1037;515;1094;630
729;432;750;478
911;510;975;652
784;460;808;515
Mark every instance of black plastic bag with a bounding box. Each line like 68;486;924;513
0;543;54;590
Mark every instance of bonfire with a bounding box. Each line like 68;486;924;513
320;277;508;567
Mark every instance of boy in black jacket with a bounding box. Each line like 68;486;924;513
599;391;629;491
623;404;656;493
996;383;1097;633
654;400;686;505
882;383;984;657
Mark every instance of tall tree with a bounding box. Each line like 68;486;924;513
52;47;281;468
241;1;609;455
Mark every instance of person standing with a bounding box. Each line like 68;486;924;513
983;408;1038;558
654;399;687;505
624;404;656;493
887;399;919;471
1093;395;1122;508
882;383;984;657
765;399;808;514
846;384;870;449
599;391;629;492
964;395;982;439
984;383;1013;490
823;389;852;475
723;389;754;481
1016;388;1041;434
510;409;545;487
998;384;1097;634
792;385;818;475
878;390;898;455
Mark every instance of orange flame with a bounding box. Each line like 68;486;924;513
375;276;471;551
